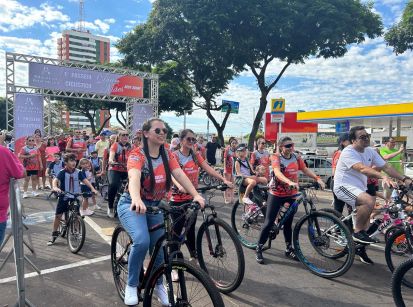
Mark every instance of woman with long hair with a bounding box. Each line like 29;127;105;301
118;118;205;306
250;136;270;180
223;137;238;204
34;131;47;189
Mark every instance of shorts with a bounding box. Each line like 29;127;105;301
81;184;94;198
333;184;365;208
26;170;39;176
56;197;71;215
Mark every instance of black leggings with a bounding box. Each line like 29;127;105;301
258;194;296;247
108;170;128;209
169;201;197;258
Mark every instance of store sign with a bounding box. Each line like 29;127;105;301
316;133;339;147
271;98;285;114
278;132;317;148
29;63;143;98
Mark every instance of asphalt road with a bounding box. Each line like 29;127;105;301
0;188;411;307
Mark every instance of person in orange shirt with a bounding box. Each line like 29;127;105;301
19;136;43;198
66;130;87;163
223;137;238;204
117;118;205;306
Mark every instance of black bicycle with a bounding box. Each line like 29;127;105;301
111;202;224;306
392;257;413;307
56;191;87;254
231;179;354;278
191;184;245;294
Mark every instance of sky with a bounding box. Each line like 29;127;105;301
0;0;412;137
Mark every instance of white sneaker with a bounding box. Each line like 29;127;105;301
171;269;179;282
23;192;29;199
84;208;94;216
154;283;169;306
107;208;114;218
242;197;254;205
95;203;102;210
32;191;41;197
124;285;138;305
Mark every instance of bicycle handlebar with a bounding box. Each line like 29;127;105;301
145;201;201;214
299;182;320;191
197;184;228;193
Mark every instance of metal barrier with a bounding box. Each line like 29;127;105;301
0;179;40;306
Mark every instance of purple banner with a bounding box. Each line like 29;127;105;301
132;104;154;133
28;63;143;98
14;93;44;139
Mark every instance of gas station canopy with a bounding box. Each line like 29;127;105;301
296;102;413;129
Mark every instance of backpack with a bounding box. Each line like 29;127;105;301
233;157;255;177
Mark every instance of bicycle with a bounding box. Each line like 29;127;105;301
55;191;87;254
231;179;354;278
392;258;413;307
109;162;128;217
111;201;224;306
192;184;245;294
200;166;224;186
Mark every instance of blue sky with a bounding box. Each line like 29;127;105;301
0;0;412;136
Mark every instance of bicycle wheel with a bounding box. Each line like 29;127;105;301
143;259;224;307
197;217;245;294
386;226;403;244
293;211;355;278
100;184;109;201
386;229;413;279
111;226;132;301
67;213;86;254
392;258;413;307
231;200;264;249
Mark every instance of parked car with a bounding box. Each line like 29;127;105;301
299;156;333;189
404;162;413;178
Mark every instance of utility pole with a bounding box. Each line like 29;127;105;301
78;0;86;32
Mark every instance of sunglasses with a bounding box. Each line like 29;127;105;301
153;128;168;135
75;132;81;134
258;142;266;145
284;143;294;148
27;139;35;142
185;137;196;143
358;134;370;140
119;133;129;137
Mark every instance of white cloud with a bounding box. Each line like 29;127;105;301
61;18;116;34
0;1;70;32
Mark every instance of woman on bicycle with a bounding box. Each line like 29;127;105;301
250;136;270;180
223;137;238;204
169;129;232;279
118;118;205;306
255;136;325;264
107;130;132;218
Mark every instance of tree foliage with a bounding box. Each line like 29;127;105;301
385;1;413;54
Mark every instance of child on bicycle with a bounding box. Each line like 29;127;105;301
79;158;99;215
46;153;64;189
48;153;97;245
234;144;268;212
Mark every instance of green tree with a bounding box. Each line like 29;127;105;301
385;1;413;54
0;97;6;130
117;1;242;145
225;0;382;149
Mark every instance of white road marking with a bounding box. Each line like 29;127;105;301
83;216;112;245
0;255;110;284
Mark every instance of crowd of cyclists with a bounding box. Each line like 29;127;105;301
3;120;413;306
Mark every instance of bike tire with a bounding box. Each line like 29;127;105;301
293;211;355;279
196;217;245;294
143;259;224;307
392;258;413;307
231;200;263;250
385;226;403;244
385;228;413;286
111;226;131;301
100;184;109;201
67;213;86;254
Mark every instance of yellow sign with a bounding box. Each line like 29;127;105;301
271;98;285;114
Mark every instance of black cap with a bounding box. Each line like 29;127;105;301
338;133;350;144
236;143;247;151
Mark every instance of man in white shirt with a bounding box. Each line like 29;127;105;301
334;126;412;245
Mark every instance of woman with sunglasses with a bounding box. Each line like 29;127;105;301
169;129;232;280
223;137;238;204
19;136;43;199
107;130;132;218
255;136;325;264
118;119;205;306
250;137;270;180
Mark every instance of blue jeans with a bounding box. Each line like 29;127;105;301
117;193;165;287
0;221;6;246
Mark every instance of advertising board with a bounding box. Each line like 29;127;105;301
132;104;154;132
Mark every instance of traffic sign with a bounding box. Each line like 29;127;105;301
221;100;239;114
270;113;285;123
271;98;285;114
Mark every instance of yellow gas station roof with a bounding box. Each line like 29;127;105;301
296;102;413;128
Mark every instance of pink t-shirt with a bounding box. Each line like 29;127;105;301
45;146;60;162
0;146;25;223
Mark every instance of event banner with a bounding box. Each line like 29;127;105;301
29;63;143;98
278;132;317;149
132;104;154;133
14;93;44;156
